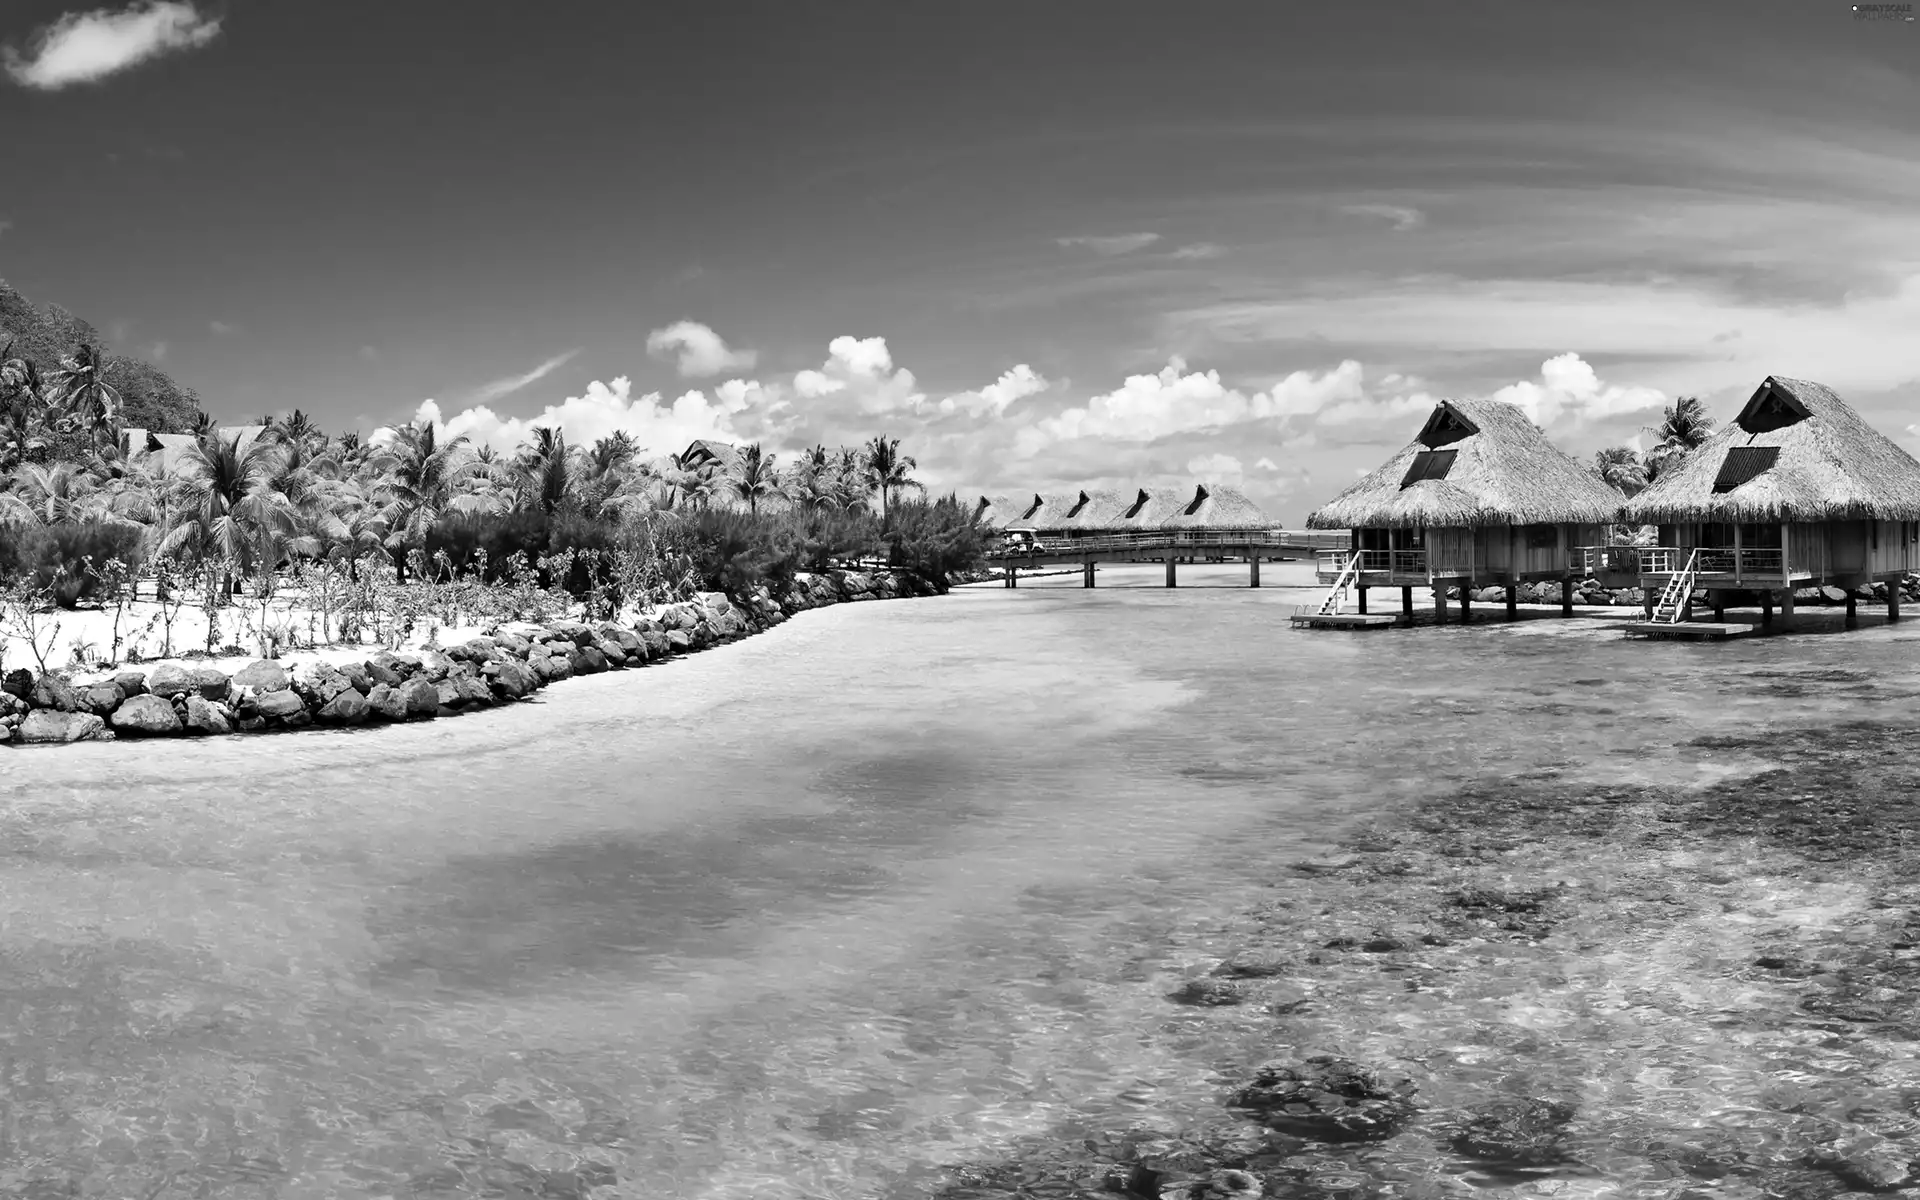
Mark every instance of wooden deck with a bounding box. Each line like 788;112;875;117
1621;621;1752;641
1289;612;1400;630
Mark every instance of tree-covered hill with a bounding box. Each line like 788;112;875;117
0;279;205;433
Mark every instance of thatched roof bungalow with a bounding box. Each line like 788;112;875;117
1159;483;1271;531
122;425;269;476
1305;397;1617;591
1620;377;1920;598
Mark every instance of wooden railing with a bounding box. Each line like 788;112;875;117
1601;545;1789;582
1314;549;1428;579
988;529;1338;560
1572;545;1648;575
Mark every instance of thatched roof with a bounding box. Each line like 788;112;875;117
1159;483;1272;530
1622;377;1920;524
1306;397;1620;529
123;425;268;475
682;439;741;472
972;494;1016;529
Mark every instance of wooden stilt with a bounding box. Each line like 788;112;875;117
1561;578;1573;618
1505;582;1518;622
1712;596;1725;621
1083;562;1096;588
1761;591;1773;626
1780;588;1796;628
1460;588;1472;624
1357;586;1368;614
1401;585;1414;621
1846;593;1858;623
1248;556;1260;588
1892;585;1902;622
1164;558;1177;588
1433;586;1448;624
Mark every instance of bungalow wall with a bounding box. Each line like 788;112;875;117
1659;520;1920;584
1427;523;1599;581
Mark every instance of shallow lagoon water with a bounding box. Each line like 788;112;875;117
3;561;1918;1198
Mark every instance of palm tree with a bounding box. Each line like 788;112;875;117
282;409;323;451
0;461;105;527
190;410;219;438
0;343;51;471
1593;447;1648;497
363;420;479;574
44;343;121;434
154;429;302;598
515;426;573;514
1643;396;1714;480
588;432;638;478
861;434;922;527
728;442;783;516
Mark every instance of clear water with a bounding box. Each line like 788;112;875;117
3;561;1918;1198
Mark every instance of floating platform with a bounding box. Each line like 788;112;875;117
1622;621;1752;641
1290;612;1400;630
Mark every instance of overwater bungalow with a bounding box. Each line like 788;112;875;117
971;494;1016;530
121;425;268;474
1304;397;1619;621
1619;376;1920;625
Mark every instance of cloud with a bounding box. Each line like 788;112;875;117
358;345;378;362
389;377;748;458
1055;232;1161;256
1254;457;1279;470
1171;243;1225;260
645;320;757;377
208;319;236;336
1339;203;1426;231
1186;453;1245;483
148;340;167;362
466;348;582;405
937;364;1051;417
1490;352;1667;429
4;1;221;90
0;218;11;239
790;336;921;414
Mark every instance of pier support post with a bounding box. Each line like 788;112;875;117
1561;578;1574;618
1164;557;1177;588
1892;587;1902;622
1761;591;1773;627
1846;593;1858;624
1357;586;1368;614
1433;586;1448;624
1401;586;1414;624
1505;582;1518;622
1642;591;1655;620
1249;556;1260;588
1712;595;1725;622
1008;566;1018;589
1083;562;1096;588
1460;588;1472;624
1780;588;1796;628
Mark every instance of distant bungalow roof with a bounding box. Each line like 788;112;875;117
122;425;269;474
1623;377;1920;524
1306;397;1620;530
988;483;1272;532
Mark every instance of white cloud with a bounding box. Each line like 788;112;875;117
937;364;1050;417
466;348;581;405
358;345;378;362
4;1;221;91
1055;232;1161;256
148;340;167;362
791;336;922;414
1186;453;1244;483
208;319;235;336
1491;352;1666;429
1171;242;1225;260
388;377;746;458
645;320;758;378
1340;203;1426;231
1254;457;1279;470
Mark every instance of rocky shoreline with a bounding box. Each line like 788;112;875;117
0;567;933;746
932;706;1920;1200
1462;571;1920;611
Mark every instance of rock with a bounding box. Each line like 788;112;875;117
593;637;627;666
1808;1133;1919;1191
435;679;463;708
113;671;148;697
366;684;409;721
417;650;456;682
400;677;440;718
598;625;642;654
230;659;289;693
1450;1098;1576;1165
243;690;308;723
109;694;182;736
366;659;405;687
15;709;111;744
493;632;532;657
640;630;671;659
666;629;691;652
1229;1056;1417;1142
1210;955;1290;979
453;675;492;706
190;667;230;701
183;696;232;735
29;673;82;713
82;682;124;716
842;572;873;595
317;689;370;725
573;646;608;675
1293;853;1360;874
1171;978;1247;1007
146;663;194;698
1;668;31;700
339;661;373;695
293;661;354;707
372;651;423;681
1820;585;1849;604
485;660;538;699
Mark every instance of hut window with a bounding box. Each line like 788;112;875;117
1524;524;1558;550
1400;449;1458;488
1415;404;1479;448
1736;383;1810;434
1712;446;1780;493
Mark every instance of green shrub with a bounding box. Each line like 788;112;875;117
882;493;988;593
2;520;146;607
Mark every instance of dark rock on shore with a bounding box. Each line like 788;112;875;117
109;694;181;736
17;709;110;743
1170;978;1247;1007
1448;1098;1577;1166
1228;1056;1417;1143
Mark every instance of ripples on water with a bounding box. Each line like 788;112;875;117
2;561;1917;1198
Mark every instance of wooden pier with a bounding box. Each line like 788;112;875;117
1289;612;1399;630
1621;621;1752;641
989;529;1344;588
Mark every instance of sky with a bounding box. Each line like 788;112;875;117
2;0;1918;523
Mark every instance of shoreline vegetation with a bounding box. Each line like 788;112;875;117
929;705;1920;1200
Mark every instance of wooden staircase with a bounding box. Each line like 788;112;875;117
1315;551;1362;616
1649;549;1700;624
